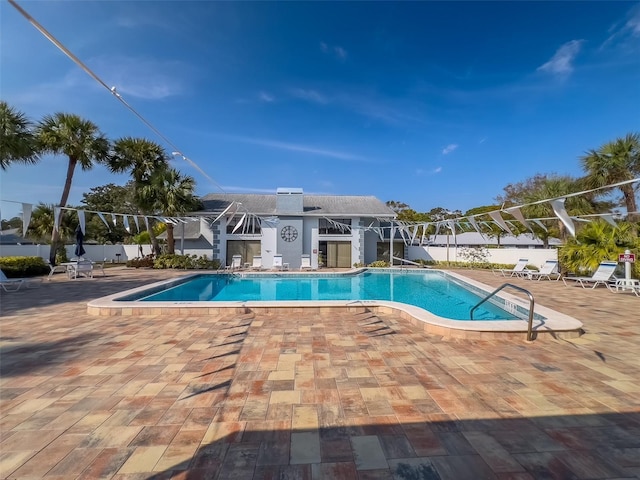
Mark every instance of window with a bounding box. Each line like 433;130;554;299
377;242;404;264
226;240;261;265
226;217;261;234
319;218;351;235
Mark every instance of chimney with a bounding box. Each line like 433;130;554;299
276;187;303;214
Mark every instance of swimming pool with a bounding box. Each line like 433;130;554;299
88;268;584;340
125;270;520;321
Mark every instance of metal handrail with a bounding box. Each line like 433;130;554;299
470;283;536;341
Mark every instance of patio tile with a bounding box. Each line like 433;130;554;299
1;268;640;478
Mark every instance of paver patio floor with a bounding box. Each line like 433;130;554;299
1;267;639;479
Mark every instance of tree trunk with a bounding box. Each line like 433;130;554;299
147;218;162;256
621;184;638;223
49;158;77;265
167;224;175;254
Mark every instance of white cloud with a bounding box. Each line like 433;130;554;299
601;4;640;50
433;166;442;173
537;40;584;76
479;137;487;144
320;42;348;61
442;144;458;155
334;46;348;61
90;55;189;100
259;91;275;102
220;135;370;162
290;88;328;104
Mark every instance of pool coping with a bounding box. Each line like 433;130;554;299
86;268;584;340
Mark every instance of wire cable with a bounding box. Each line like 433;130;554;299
8;0;227;194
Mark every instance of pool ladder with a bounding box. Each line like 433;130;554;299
470;283;536;342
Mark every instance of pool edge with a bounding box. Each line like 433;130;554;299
86;269;584;340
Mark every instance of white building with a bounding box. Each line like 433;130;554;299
195;188;396;269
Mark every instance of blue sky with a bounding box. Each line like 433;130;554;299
1;1;639;220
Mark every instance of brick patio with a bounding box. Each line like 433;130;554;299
1;267;639;479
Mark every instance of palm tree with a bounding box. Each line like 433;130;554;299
147;168;200;254
108;137;170;255
0;101;40;170
23;204;76;261
581;133;640;223
559;220;638;276
519;175;597;245
37;113;110;264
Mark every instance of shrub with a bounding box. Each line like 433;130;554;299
126;256;155;268
411;259;437;267
353;262;365;268
459;246;490;264
153;254;220;270
0;256;49;277
55;245;69;264
368;260;390;268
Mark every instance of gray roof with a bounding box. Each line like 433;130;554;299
0;228;33;245
197;193;396;217
157;220;205;240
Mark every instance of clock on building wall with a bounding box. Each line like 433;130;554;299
280;225;298;242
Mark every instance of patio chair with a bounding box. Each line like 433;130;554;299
67;259;94;280
300;254;313;271
272;254;289;271
46;259;68;279
251;256;264;271
492;258;530;277
229;254;243;271
524;260;560;281
562;261;618;290
0;269;42;292
92;258;107;276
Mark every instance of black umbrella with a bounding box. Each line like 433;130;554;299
74;225;86;258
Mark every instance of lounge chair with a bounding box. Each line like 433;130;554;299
46;259;68;279
251;256;264;271
229;254;243;271
524;260;560;281
0;269;42;292
492;258;530;277
562;261;618;290
92;258;107;276
300;254;313;271
272;254;289;271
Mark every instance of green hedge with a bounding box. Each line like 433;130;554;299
0;256;49;277
152;254;220;270
411;259;535;271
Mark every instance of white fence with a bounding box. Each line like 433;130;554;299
1;243;556;267
408;245;558;268
0;244;213;263
0;244;132;263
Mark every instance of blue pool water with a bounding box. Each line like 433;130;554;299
125;270;520;321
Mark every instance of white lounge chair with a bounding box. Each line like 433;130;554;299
92;258;107;276
228;254;243;271
251;256;264;271
272;254;289;271
525;260;560;281
492;258;530;277
562;261;618;290
0;269;42;292
300;254;313;271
